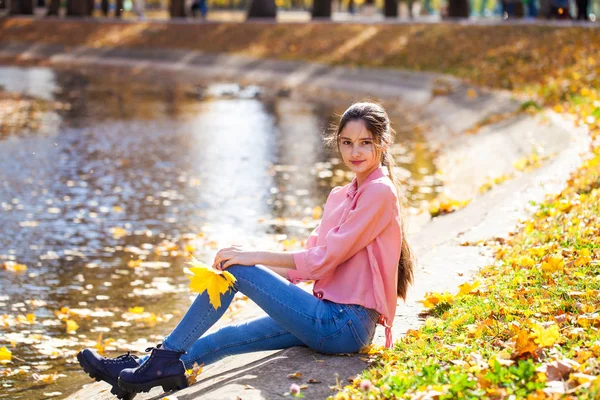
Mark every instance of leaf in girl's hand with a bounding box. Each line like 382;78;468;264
187;257;236;310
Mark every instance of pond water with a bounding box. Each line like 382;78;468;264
0;65;442;399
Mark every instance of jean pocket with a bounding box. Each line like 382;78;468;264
317;320;364;355
348;305;378;337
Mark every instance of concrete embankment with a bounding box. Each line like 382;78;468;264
0;20;591;400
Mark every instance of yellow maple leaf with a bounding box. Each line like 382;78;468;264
514;328;539;357
420;292;455;309
574;248;592;267
541;255;565;274
187;258;236;310
457;281;481;297
514;255;535;268
128;307;145;314
0;346;12;362
532;323;560;347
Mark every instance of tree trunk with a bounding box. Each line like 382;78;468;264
0;0;6;9
384;0;398;16
115;0;124;16
311;0;331;18
170;0;186;17
66;0;91;15
447;0;469;17
88;0;94;15
10;0;35;13
101;0;108;15
46;0;59;14
247;0;277;18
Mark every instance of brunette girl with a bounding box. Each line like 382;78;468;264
77;101;414;399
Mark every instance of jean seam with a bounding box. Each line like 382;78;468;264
348;319;368;349
348;305;374;335
186;329;291;366
237;274;336;324
176;290;232;349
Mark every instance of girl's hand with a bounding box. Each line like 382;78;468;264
212;245;258;270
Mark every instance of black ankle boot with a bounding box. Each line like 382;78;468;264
118;344;188;395
77;349;138;400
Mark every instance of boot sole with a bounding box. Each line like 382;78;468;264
77;351;136;400
118;374;188;394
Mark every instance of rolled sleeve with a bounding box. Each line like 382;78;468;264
292;183;395;281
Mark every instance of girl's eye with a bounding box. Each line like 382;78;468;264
342;141;351;145
363;141;372;145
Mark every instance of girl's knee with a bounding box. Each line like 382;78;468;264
226;264;261;279
225;264;246;275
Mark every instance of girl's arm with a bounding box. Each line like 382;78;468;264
253;251;296;269
213;247;298;271
262;265;293;279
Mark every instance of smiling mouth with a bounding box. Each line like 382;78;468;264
351;161;364;165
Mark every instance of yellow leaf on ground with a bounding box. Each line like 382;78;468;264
128;307;145;314
420;292;455;309
514;328;539;357
541;255;565;274
532;323;561;347
187;258;236;310
186;362;204;385
457;281;481;296
575;248;592;267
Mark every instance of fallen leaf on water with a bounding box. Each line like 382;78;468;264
65;320;79;334
110;227;128;239
0;346;12;363
2;262;27;272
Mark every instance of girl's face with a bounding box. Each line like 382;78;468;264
339;119;382;179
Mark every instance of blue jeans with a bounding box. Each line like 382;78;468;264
141;265;379;369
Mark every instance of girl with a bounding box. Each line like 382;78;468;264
77;101;414;399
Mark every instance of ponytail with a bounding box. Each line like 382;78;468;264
382;150;414;300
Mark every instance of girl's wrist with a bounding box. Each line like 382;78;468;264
252;251;263;266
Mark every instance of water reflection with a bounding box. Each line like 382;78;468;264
0;65;442;399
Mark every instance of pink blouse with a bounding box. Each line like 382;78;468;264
288;166;402;348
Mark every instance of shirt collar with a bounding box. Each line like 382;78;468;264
346;166;387;199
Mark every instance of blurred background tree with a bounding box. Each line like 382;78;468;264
9;0;34;14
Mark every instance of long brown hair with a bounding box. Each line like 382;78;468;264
324;101;414;300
